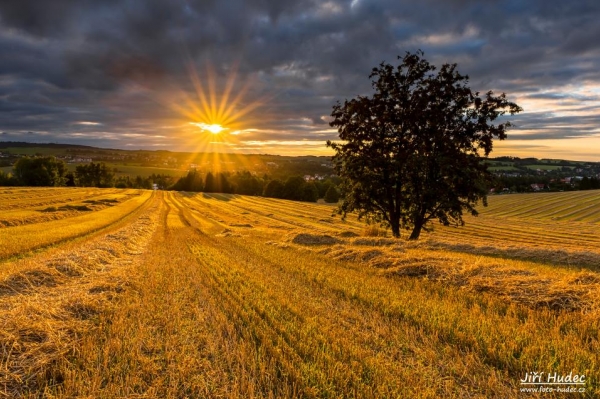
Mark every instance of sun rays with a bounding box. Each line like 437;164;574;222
182;62;265;135
159;60;271;172
191;122;227;134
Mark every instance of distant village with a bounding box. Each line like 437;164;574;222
489;157;600;193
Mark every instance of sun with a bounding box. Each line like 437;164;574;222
194;122;227;134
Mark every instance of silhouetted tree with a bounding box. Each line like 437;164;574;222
302;182;319;202
217;173;233;193
328;51;521;239
579;177;600;190
13;157;67;186
324;185;340;203
172;169;203;191
282;176;306;201
0;170;18;186
316;181;331;198
204;172;216;192
65;172;76;187
75;162;114;187
115;176;132;189
263;179;285;198
232;171;264;195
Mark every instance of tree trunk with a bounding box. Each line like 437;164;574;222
390;218;401;238
409;218;424;240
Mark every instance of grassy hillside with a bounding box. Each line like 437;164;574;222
0;188;598;397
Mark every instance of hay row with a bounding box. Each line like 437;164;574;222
284;233;600;313
0;196;162;397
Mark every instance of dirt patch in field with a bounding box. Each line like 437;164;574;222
291;233;341;246
230;223;253;228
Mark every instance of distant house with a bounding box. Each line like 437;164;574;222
530;183;545;191
69;157;92;163
266;162;279;168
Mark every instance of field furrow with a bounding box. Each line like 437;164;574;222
0;192;163;397
2;188;600;398
0;188;123;211
0;191;153;260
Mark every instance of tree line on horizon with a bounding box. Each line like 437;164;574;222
0;157;174;190
0;157;342;203
171;169;341;203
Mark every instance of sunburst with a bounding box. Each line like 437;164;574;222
158;59;272;171
192;122;227;134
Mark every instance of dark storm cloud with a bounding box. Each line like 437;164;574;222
1;0;600;156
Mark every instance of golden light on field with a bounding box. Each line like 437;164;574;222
4;188;600;396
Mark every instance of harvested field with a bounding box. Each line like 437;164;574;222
0;188;599;398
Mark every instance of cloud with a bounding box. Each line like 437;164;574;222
0;0;600;159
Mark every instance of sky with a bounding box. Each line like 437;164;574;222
1;0;600;160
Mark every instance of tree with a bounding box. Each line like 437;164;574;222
204;172;216;192
216;173;233;193
75;162;114;187
282;176;306;201
172;169;203;191
302;182;319;202
13;157;67;186
232;171;264;195
263;179;284;198
328;51;521;239
0;170;18;186
324;185;340;203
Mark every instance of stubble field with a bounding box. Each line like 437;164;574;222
0;188;599;398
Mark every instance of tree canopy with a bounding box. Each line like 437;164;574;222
75;162;114;188
13;157;67;186
327;51;522;239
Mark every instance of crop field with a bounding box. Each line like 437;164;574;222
1;188;599;398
